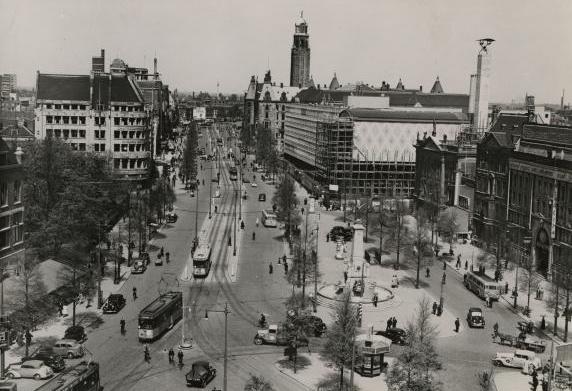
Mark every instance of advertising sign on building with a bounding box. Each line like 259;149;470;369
193;107;206;120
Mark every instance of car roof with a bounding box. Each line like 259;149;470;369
192;360;210;367
109;294;124;298
56;339;78;344
469;307;482;311
515;349;534;356
22;360;43;366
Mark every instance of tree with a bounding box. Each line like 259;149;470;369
272;175;301;238
475;368;493;391
322;291;358;391
437;209;459;253
410;209;433;289
386;297;442;391
244;374;275;391
386;199;409;270
7;251;51;357
181;122;198;186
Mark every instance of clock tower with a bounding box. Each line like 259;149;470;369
290;12;311;88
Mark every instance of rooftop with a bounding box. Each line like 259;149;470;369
341;107;468;123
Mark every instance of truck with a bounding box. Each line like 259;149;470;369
253;324;308;347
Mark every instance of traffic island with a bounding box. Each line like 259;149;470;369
317;283;394;305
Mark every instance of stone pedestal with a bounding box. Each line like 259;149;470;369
349;221;368;278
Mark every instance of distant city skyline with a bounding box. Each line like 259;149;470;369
1;0;571;104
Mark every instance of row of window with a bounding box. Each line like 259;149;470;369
46;116;87;125
46;129;147;140
113;144;148;153
0;225;23;249
46;129;86;139
44;104;87;110
113;117;145;126
113;105;143;112
0;181;22;207
0;211;23;229
113;158;148;170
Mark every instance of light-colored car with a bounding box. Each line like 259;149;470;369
132;260;147;274
6;360;54;380
52;339;84;359
492;349;541;374
251;182;257;187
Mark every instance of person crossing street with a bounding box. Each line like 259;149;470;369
455;317;460;333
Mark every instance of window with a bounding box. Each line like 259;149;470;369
114;118;120;126
114;131;120;139
46;104;52;109
13;181;21;203
0;182;8;206
0;216;8;229
0;231;8;249
63;104;69;110
63;129;69;139
99;144;106;152
46;116;53;124
79;143;86;151
114;144;120;152
71;129;78;138
114;159;120;169
55;104;61;109
79;129;86;138
71;116;78;124
95;130;105;139
79;117;86;125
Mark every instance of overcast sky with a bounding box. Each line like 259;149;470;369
1;0;571;104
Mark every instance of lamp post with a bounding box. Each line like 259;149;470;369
439;270;446;312
204;303;230;391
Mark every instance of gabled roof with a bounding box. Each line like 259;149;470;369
430;76;444;94
295;87;381;104
386;91;469;110
260;85;300;102
37;74;90;101
479;131;514;149
0;123;35;139
329;73;340;90
489;113;528;134
522;124;572;146
341;108;468;123
92;74;143;105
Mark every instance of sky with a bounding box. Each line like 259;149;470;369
1;0;571;104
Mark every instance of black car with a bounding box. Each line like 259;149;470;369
286;311;327;337
376;328;407;345
64;325;87;343
186;361;216;388
24;349;65;372
102;294;126;314
258;193;266;202
330;226;353;242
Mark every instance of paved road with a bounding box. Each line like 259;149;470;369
87;125;310;391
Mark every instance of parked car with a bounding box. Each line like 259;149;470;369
64;325;86;342
51;339;84;359
492;349;541;374
286;311;327;337
6;360;54;380
155;256;163;266
102;294;126;314
258;193;266;202
185;361;216;388
376;328;408;345
330;226;353;242
24;348;65;372
132;260;147;274
166;212;178;223
251;182;257;187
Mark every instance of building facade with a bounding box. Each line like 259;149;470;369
34;72;151;181
0;74;17;98
473;112;572;279
290;13;311;88
0;138;24;267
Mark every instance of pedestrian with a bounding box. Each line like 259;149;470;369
455;317;460;333
541;379;548;391
505;281;509;295
372;294;378;308
426;267;430;278
432;302;438;315
168;348;175;363
443;260;447;271
326;233;330;242
177;349;184;366
284;261;289;275
133;287;137;300
392;317;397;329
493;322;499;335
344;271;348;284
442;272;447;285
252;232;256;240
386;318;392;331
465;260;468;270
532;372;538;391
269;263;273;274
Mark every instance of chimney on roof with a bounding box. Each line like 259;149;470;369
280;82;283;88
154;57;158;80
420;85;423;92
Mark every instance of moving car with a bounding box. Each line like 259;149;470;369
492;349;541;374
254;324;309;346
186;361;216;388
466;307;485;328
24;349;65;372
154;256;163;266
51;339;84;359
251;182;257;187
330;226;353;242
258;193;266;202
64;325;87;343
376;328;407;345
132;260;147;274
102;294;126;314
286;311;327;337
166;212;178;223
6;360;54;380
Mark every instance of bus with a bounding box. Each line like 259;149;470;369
261;210;278;228
193;243;212;277
229;164;238;181
35;361;101;391
464;271;502;301
138;291;183;342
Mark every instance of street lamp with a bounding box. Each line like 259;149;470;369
439;270;446;315
204;303;230;391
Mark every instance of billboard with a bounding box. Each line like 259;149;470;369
193;107;206;120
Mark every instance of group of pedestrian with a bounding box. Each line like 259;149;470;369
530;368;549;391
386;317;398;330
167;347;185;366
432;301;443;316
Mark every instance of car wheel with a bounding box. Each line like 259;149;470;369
5;372;14;379
254;337;263;345
493;360;502;367
68;352;74;359
34;374;42;380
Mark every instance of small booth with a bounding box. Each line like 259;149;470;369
354;333;392;377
